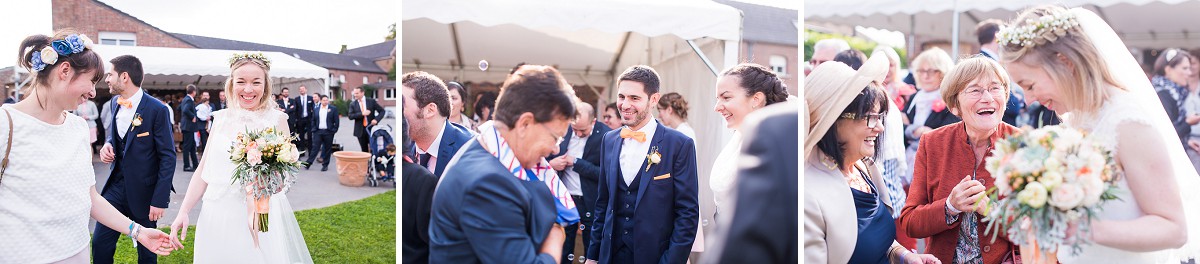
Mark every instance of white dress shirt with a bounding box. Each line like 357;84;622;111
415;121;447;172
318;105;331;129
675;122;697;140
115;89;145;138
619;118;658;186
563;131;588;196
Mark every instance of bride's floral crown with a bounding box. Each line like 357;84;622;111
999;12;1080;48
30;34;94;72
228;52;272;70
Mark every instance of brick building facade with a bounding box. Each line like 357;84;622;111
51;0;195;49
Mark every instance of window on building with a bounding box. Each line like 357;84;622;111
340;75;346;83
377;77;383;83
363;76;369;85
769;55;788;76
385;88;396;100
98;32;136;46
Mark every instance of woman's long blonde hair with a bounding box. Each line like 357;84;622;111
1000;5;1124;115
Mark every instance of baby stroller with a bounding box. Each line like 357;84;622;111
367;123;396;187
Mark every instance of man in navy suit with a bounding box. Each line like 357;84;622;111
179;84;199;172
587;65;699;264
430;65;574;263
293;86;315;155
95;55;176;264
547;102;611;263
306;94;340;171
402;71;474;177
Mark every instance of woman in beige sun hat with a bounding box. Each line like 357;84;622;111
804;55;939;264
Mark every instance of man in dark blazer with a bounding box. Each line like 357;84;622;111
401;115;437;264
277;87;295;131
704;102;798;264
547;102;611;264
292;86;315;155
587;66;698;264
178;84;199;172
95;55;176;264
401;72;474;177
429;65;573;263
349;87;386;152
306;95;340;171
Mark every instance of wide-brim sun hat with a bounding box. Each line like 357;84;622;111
803;54;889;160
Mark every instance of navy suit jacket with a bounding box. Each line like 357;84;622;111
588;121;699;264
548;121;610;214
293;95;315;121
102;92;176;220
312;105;340;133
428;121;474;177
429;140;557;264
179;95;198;132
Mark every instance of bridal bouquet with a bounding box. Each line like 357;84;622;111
981;125;1120;257
229;127;302;234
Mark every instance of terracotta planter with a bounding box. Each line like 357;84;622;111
333;151;371;187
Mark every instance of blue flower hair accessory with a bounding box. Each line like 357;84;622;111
29;34;94;72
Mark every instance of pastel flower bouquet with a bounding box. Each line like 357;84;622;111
980;125;1121;260
229;127;302;236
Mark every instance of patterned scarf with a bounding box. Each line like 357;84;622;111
477;121;580;225
1153;75;1189;120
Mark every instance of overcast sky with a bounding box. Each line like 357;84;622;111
0;0;395;69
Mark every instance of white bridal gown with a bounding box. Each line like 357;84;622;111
192;107;313;264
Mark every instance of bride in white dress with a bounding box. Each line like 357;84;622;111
169;54;313;263
1000;5;1200;263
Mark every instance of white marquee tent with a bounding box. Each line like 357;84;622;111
403;0;745;236
91;45;330;93
807;0;1200;59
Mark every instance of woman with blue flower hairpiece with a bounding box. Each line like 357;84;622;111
0;30;177;263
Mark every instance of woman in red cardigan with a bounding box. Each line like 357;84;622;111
897;57;1018;264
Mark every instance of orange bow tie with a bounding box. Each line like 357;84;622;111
620;128;646;143
117;98;132;109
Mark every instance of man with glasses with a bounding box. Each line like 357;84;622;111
401;71;474;177
430;65;578;263
586;65;699;264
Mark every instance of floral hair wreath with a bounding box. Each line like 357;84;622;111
998;12;1080;48
30;34;94;72
228;52;272;70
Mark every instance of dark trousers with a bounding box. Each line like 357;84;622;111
357;132;370;152
294;119;311;153
93;179;157;264
181;129;197;168
198;129;209;152
308;130;335;167
563;195;591;264
613;245;634;264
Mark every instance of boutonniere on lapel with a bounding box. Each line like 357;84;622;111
932;100;947;112
132;114;143;127
644;146;661;172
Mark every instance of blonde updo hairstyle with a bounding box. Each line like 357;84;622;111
1000;5;1124;114
224;55;277;111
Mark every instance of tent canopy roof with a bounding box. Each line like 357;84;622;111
91;45;329;89
806;0;1200;49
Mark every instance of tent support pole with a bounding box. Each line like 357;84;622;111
951;0;960;62
450;22;465;79
686;39;720;77
607;32;632;77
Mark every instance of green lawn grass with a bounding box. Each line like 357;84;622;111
110;191;396;263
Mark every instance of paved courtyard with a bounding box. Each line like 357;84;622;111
91;116;396;229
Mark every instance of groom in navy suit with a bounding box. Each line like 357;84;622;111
95;55;176;264
401;71;474;178
587;65;698;264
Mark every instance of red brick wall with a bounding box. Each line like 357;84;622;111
740;42;799;95
331;69;392;106
52;0;195;49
